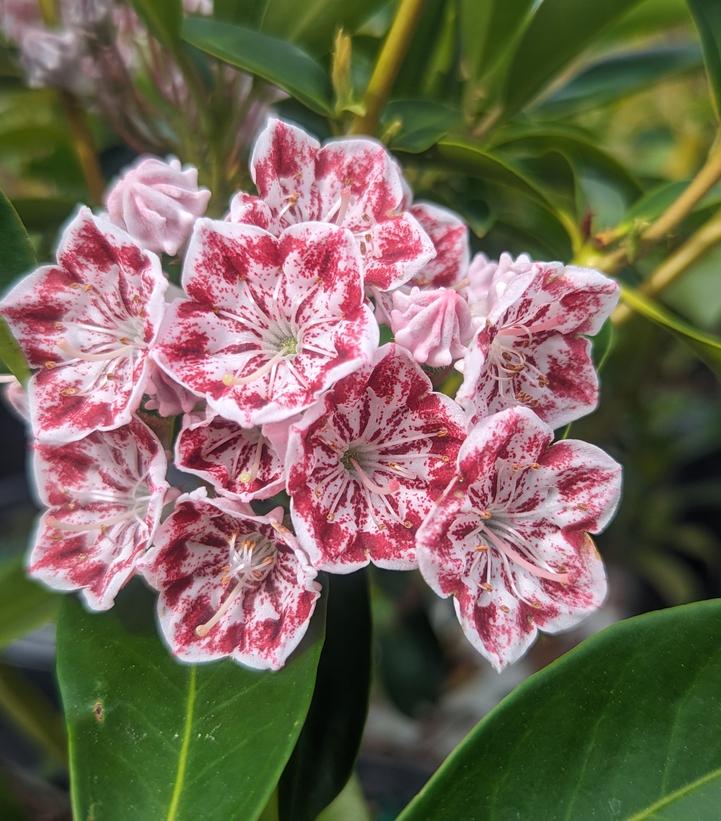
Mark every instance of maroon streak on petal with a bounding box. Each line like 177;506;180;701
409;202;469;288
140;491;321;670
29;416;169;610
287;343;466;572
416;406;621;671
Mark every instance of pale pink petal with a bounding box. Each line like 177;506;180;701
144;360;199;417
106;156;211;256
390;286;473;367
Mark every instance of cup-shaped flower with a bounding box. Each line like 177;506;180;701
29;417;169;610
176;413;284;502
287;344;466;572
140;490;321;670
408;203;469;288
153;219;378;427
457;262;619;428
105;157;211;257
228;118;435;290
390;287;473;368
416;406;621;671
0;208;168;443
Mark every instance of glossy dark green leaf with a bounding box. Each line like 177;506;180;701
459;0;535;84
619;284;721;377
382;100;462;153
534;44;702;118
182;17;333;114
400;599;721;820
280;571;371;821
501;0;647;117
0;189;34;382
57;585;326;821
132;0;182;50
688;0;721;118
0;555;59;649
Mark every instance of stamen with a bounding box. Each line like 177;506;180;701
350;459;399;495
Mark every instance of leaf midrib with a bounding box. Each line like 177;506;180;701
166;665;197;821
628;766;721;820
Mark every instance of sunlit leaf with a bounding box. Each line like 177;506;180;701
382;100;462;152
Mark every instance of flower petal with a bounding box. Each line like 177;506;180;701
410;202;469;288
362;212;436;291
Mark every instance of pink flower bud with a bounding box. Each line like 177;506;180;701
19;28;90;92
390;287;473;368
465;251;533;317
0;0;42;43
144;362;199;418
105;157;211;256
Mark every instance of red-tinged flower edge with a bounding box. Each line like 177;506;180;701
3;117;623;671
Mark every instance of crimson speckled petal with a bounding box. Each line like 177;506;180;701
29;416;169;611
245;118;435;290
409;202;469;288
153;219;378;426
457;261;619;428
287;344;466;572
140;491;321;670
0;207;168;443
175;413;284;502
416;406;621;671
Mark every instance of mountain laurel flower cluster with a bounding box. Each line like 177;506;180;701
0;117;622;672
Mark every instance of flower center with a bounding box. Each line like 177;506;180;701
195;532;277;638
488;325;549;402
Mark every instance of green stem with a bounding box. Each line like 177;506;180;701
349;0;426;136
59;91;105;205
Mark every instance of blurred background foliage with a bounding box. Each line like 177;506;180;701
1;0;721;817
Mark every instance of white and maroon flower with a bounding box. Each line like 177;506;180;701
153;219;378;427
287;344;466;572
141;490;321;670
416;406;621;671
176;413;284;502
105;156;211;257
29;417;168;611
457;262;618;428
408;203;469;288
0;208;168;443
228;118;435;290
390;286;473;368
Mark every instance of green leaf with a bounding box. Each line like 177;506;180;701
619;283;721;376
0;189;35;285
182;17;333;114
0;189;34;382
280;571;372;821
688;0;721;118
57;585;326;821
459;0;535;85
533;44;703;118
500;0;647;118
382;100;462;153
132;0;182;51
0;555;59;649
592;318;615;371
259;0;387;55
400;599;721;820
